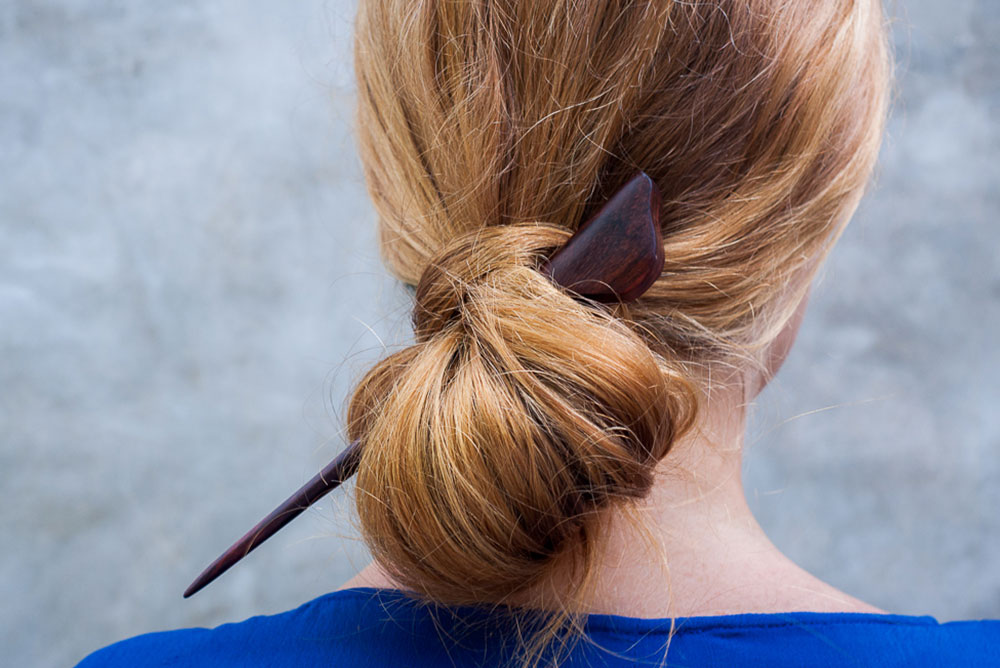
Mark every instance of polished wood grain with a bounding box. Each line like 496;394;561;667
541;171;663;302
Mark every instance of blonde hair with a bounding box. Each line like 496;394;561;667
347;0;892;664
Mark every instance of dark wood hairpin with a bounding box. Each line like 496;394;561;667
540;171;663;302
183;171;664;598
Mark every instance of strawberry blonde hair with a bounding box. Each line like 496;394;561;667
347;1;892;664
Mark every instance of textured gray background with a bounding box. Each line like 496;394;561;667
1;1;997;666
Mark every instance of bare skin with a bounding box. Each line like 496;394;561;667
338;289;886;619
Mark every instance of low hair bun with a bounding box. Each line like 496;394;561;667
346;223;697;605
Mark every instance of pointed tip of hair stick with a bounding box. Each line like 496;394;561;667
182;441;364;598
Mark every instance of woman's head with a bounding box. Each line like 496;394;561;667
347;0;890;660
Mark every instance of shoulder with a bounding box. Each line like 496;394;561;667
73;589;413;668
633;612;1000;668
73;587;515;668
75;626;215;668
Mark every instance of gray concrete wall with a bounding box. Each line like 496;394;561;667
1;1;996;666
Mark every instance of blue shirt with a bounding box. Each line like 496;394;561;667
76;586;999;667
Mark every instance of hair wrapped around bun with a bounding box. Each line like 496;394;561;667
348;224;695;604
